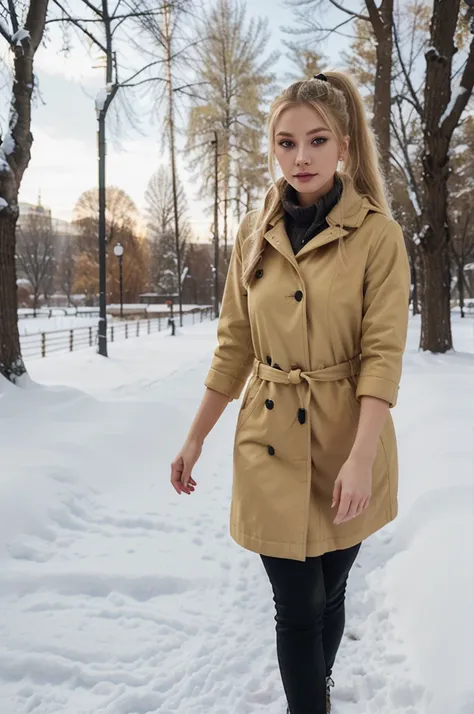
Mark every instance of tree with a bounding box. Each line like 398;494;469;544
285;48;328;83
394;2;474;350
144;166;189;295
184;242;213;304
187;0;277;259
448;114;474;316
132;0;202;326
72;186;147;302
0;0;49;382
73;186;139;259
56;236;77;306
16;210;56;310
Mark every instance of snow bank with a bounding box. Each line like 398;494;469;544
0;314;472;713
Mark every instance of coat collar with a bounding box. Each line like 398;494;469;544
264;173;385;261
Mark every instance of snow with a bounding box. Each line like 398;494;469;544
0;150;11;174
2;131;15;156
95;87;108;112
11;28;30;46
440;86;469;124
408;189;421;218
0;197;7;211
18;314;107;336
0;314;473;713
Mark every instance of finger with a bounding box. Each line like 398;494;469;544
340;498;361;523
334;494;352;524
181;466;192;488
332;480;342;509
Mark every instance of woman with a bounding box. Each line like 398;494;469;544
170;72;410;714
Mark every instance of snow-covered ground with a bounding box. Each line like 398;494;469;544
0;315;473;714
18;306;209;336
19;315;103;336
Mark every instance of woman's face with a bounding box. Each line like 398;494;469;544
274;104;349;205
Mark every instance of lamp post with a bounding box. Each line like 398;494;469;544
114;243;124;318
211;131;219;320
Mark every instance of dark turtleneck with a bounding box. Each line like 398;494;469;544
282;174;343;255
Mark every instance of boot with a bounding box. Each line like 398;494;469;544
286;677;334;713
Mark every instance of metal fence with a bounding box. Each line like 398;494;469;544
21;308;213;360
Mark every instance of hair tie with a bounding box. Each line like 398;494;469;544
313;73;328;82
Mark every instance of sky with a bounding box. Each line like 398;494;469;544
0;0;346;240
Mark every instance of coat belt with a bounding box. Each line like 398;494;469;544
253;355;361;385
252;356;361;417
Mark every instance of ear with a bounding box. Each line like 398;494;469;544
341;135;350;159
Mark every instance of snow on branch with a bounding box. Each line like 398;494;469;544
11;28;31;46
440;85;469;124
95;87;108;112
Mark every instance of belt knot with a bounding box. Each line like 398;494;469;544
288;368;302;385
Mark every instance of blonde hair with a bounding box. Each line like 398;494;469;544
242;71;392;288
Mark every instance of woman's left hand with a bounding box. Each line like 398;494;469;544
332;455;373;525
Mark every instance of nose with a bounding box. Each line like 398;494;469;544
295;145;310;167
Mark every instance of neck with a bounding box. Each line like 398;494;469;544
296;175;335;208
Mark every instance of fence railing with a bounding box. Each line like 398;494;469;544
21;307;213;360
18;307;100;319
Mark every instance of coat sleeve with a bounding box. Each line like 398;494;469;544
356;219;411;408
204;215;255;400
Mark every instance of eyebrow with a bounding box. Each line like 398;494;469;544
276;127;330;137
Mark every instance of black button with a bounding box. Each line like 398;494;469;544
265;399;274;410
256;269;264;279
268;445;275;456
298;408;306;424
295;290;303;302
266;355;272;365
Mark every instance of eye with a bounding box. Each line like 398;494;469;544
278;137;327;148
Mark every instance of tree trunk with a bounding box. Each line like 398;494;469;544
0;215;24;381
458;259;465;318
0;0;49;382
164;1;183;328
418;0;469;352
420;242;452;351
366;0;393;182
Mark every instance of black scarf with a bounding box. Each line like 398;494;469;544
282;174;343;255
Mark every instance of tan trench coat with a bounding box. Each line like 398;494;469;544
205;174;411;561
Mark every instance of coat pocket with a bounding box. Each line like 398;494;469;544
238;377;264;429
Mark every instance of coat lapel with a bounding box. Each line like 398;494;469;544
263;173;384;263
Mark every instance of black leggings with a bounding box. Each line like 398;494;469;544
261;543;361;714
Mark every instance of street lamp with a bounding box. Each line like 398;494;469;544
114;243;124;318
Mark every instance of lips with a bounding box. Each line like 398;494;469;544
294;173;316;178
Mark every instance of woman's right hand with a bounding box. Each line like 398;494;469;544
170;438;202;495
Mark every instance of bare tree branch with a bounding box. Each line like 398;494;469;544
328;0;369;22
80;0;103;18
52;0;108;52
441;35;474;139
7;0;18;35
393;19;423;118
